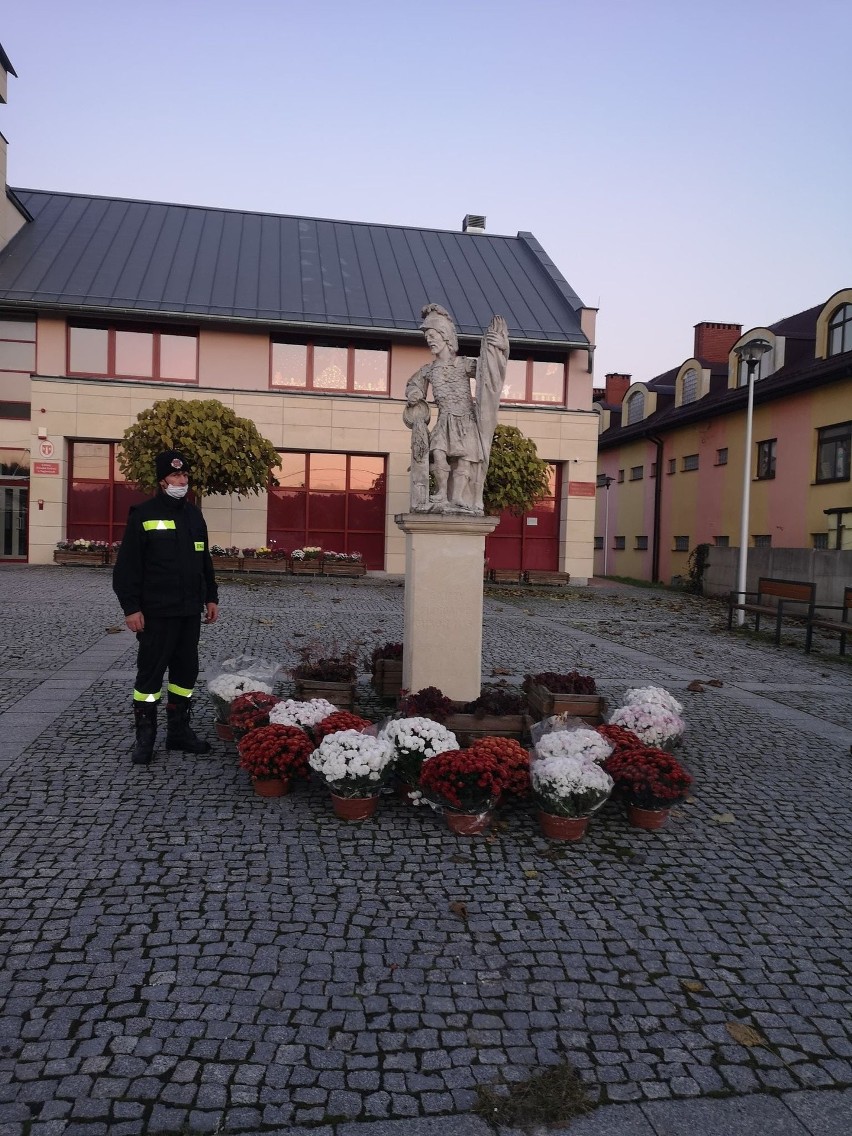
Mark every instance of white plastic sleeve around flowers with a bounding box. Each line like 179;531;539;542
213;654;284;687
528;713;594;750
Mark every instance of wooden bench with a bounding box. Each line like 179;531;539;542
727;577;816;645
805;586;852;655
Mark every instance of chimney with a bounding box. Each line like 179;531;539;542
604;373;631;405
693;322;742;364
462;214;486;234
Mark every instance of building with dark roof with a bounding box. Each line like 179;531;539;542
594;306;852;589
0;45;600;573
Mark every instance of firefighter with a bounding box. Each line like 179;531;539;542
112;450;219;764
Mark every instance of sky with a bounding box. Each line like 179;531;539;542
2;0;850;383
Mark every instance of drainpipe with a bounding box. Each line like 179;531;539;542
648;434;664;583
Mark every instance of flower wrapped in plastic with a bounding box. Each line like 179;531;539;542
380;716;459;787
608;702;685;749
238;725;313;784
467;736;531;800
309;730;396;798
532;752;613;818
602;744;692;810
534;727;613;766
229;691;281;740
419;747;505;815
207;673;273;723
269;698;337;732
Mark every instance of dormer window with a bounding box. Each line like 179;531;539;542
737;353;767;387
625;389;645;424
828;304;852;356
681;368;698;404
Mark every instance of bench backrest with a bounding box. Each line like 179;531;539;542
757;577;815;604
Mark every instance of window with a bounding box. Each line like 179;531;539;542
737;353;768;386
816;422;850;482
650;462;657;478
0;317;36;373
614;536;625;550
68;324;198;382
714;535;729;548
629;465;644;481
753;534;772;548
594;536;604;550
812;532;829;550
501;356;566;404
756;439;776;480
271;338;389;394
617;469;624;483
682;454;699;471
667;458;676;474
626;390;645;424
828;304;852;356
681;368;698;405
716;448;728;466
66;440;148;546
673;536;689;552
635;536;648;550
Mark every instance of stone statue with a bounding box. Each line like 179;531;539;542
404;303;509;514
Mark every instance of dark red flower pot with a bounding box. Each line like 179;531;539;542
330;793;379;821
627;804;669;830
537;811;589;841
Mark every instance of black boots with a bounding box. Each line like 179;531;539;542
166;700;211;754
131;701;158;765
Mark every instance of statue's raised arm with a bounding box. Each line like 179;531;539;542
403;304;509;515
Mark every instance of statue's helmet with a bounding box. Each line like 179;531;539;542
420;303;458;354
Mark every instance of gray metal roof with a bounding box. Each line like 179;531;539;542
0;190;589;347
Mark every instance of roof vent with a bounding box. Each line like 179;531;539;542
462;214;486;234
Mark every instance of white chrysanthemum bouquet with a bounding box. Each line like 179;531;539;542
379;716;459;787
309;730;396;798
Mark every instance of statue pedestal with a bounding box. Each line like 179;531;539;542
395;512;500;702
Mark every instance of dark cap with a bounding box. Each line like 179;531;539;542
155;450;189;481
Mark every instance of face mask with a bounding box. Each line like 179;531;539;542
165;484;188;500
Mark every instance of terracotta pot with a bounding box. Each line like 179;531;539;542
215;720;234;742
252;777;289;798
330;793;379;821
445;811;492;835
537;810;589;841
627;803;670;830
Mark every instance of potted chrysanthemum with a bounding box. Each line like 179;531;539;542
607;694;685;751
269;698;338;737
466;736;531;804
599;724;692;830
229;691;281;743
207;674;273;740
531;753;613;841
309;729;395;821
237;724;313;797
418;747;505;834
380;716;459;798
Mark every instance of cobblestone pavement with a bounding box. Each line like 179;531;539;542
1;566;850;1136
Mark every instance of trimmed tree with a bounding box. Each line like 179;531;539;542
117;398;280;497
483;424;551;516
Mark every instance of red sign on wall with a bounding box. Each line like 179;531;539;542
33;462;60;475
568;481;596;497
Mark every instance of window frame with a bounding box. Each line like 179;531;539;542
67;322;199;384
499;355;567;405
673;535;689;552
617;469;625;483
667;458;676;475
613;535;626;550
681;454;699;472
812;532;829;550
629;465;644;481
815;421;850;483
0;316;36;373
715;448;728;466
753;534;772;548
828;304;852;356
270;337;390;395
635;535;648;550
756;438;777;480
714;535;729;548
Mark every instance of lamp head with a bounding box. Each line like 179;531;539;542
734;338;772;365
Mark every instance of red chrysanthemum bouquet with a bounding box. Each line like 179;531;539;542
229;691;281;741
313;711;374;743
419;747;505;815
466;736;531;801
237;724;313;785
599;724;692;810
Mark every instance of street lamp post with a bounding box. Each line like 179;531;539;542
733;339;772;626
597;474;614;576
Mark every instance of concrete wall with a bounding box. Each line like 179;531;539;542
702;546;852;607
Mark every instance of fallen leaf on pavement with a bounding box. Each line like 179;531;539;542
725;1022;766;1048
711;812;736;824
680;979;705;993
105;626;123;634
449;901;468;920
707;679;724;687
687;680;705;692
523;870;539;880
491;666;511;676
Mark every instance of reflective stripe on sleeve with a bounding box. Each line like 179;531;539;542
142;520;177;531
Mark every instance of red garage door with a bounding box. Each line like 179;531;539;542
485;463;560;571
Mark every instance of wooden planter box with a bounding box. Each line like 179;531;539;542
242;558;289;573
290;560;323;575
489;569;523;584
53;549;109;566
442;712;533;747
524;570;571;586
293;676;356;709
525;681;605;725
371;657;403;699
211;555;243;571
323;561;366;577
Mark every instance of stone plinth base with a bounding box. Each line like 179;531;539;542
395;512;499;702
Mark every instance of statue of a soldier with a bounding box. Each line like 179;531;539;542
404;303;509;514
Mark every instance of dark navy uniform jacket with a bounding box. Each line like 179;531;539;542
112;492;218;618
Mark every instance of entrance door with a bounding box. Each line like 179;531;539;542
0;483;28;559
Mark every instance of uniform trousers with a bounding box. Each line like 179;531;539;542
134;614;202;701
